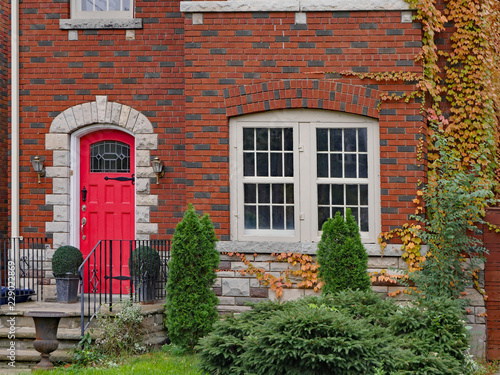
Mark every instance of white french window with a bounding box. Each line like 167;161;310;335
230;109;380;243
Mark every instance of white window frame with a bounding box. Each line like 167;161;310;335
71;0;134;19
230;109;380;243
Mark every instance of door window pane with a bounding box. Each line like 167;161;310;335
90;141;130;173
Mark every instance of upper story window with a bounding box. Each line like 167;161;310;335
71;0;134;19
230;110;380;243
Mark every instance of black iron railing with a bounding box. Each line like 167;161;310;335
79;239;170;336
0;237;48;304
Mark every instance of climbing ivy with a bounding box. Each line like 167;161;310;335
317;0;500;298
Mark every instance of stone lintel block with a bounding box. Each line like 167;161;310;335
222;278;250;297
46;134;70;150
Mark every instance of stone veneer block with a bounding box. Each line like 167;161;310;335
72;104;85;127
136;206;150;223
63;108;78;131
136;134;158;150
52;151;70;167
222;278;250;296
119;105;131;127
52;178;70;195
46;194;69;206
46;167;70;179
135;178;150;194
136;223;158;234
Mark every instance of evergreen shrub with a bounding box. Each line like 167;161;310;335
164;204;220;350
197;291;472;375
317;209;371;294
52;245;84;276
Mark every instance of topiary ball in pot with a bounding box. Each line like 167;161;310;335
52;245;83;303
52;245;84;277
129;246;161;303
129;246;161;280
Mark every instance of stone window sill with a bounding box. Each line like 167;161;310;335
59;18;143;30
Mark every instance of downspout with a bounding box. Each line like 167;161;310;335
11;0;19;239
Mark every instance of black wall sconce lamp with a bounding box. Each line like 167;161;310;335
31;156;45;184
151;157;164;184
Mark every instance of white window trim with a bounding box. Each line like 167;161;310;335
230;109;381;244
71;0;134;20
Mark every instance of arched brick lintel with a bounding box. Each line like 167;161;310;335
223;80;381;119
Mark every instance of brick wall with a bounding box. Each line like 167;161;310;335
183;10;426;238
13;0;186;239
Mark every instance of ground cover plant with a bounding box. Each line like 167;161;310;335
197;290;479;375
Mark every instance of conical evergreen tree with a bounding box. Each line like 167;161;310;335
317;208;371;294
165;204;220;350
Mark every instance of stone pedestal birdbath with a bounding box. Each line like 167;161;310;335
26;311;68;370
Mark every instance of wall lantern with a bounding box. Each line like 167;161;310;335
151;157;164;184
31;156;45;184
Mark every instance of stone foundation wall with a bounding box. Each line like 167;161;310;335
215;243;487;358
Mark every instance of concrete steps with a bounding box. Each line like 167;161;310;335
0;301;168;371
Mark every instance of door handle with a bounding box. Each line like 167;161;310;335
81;217;87;240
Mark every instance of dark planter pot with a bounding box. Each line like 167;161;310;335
132;277;157;304
54;273;80;303
26;311;68;370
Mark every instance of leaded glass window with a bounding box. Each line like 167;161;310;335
81;0;130;12
90;141;130;173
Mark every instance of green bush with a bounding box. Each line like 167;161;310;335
197;291;472;375
52;245;84;276
129;246;161;280
164;204;220;350
317;209;371;294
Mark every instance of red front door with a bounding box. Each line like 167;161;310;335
80;130;135;293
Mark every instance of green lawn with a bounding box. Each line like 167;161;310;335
30;352;205;375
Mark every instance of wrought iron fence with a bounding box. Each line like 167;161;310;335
79;239;170;335
0;237;48;304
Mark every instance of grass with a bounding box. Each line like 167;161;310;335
29;351;205;375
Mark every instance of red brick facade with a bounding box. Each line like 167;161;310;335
2;2;426;241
